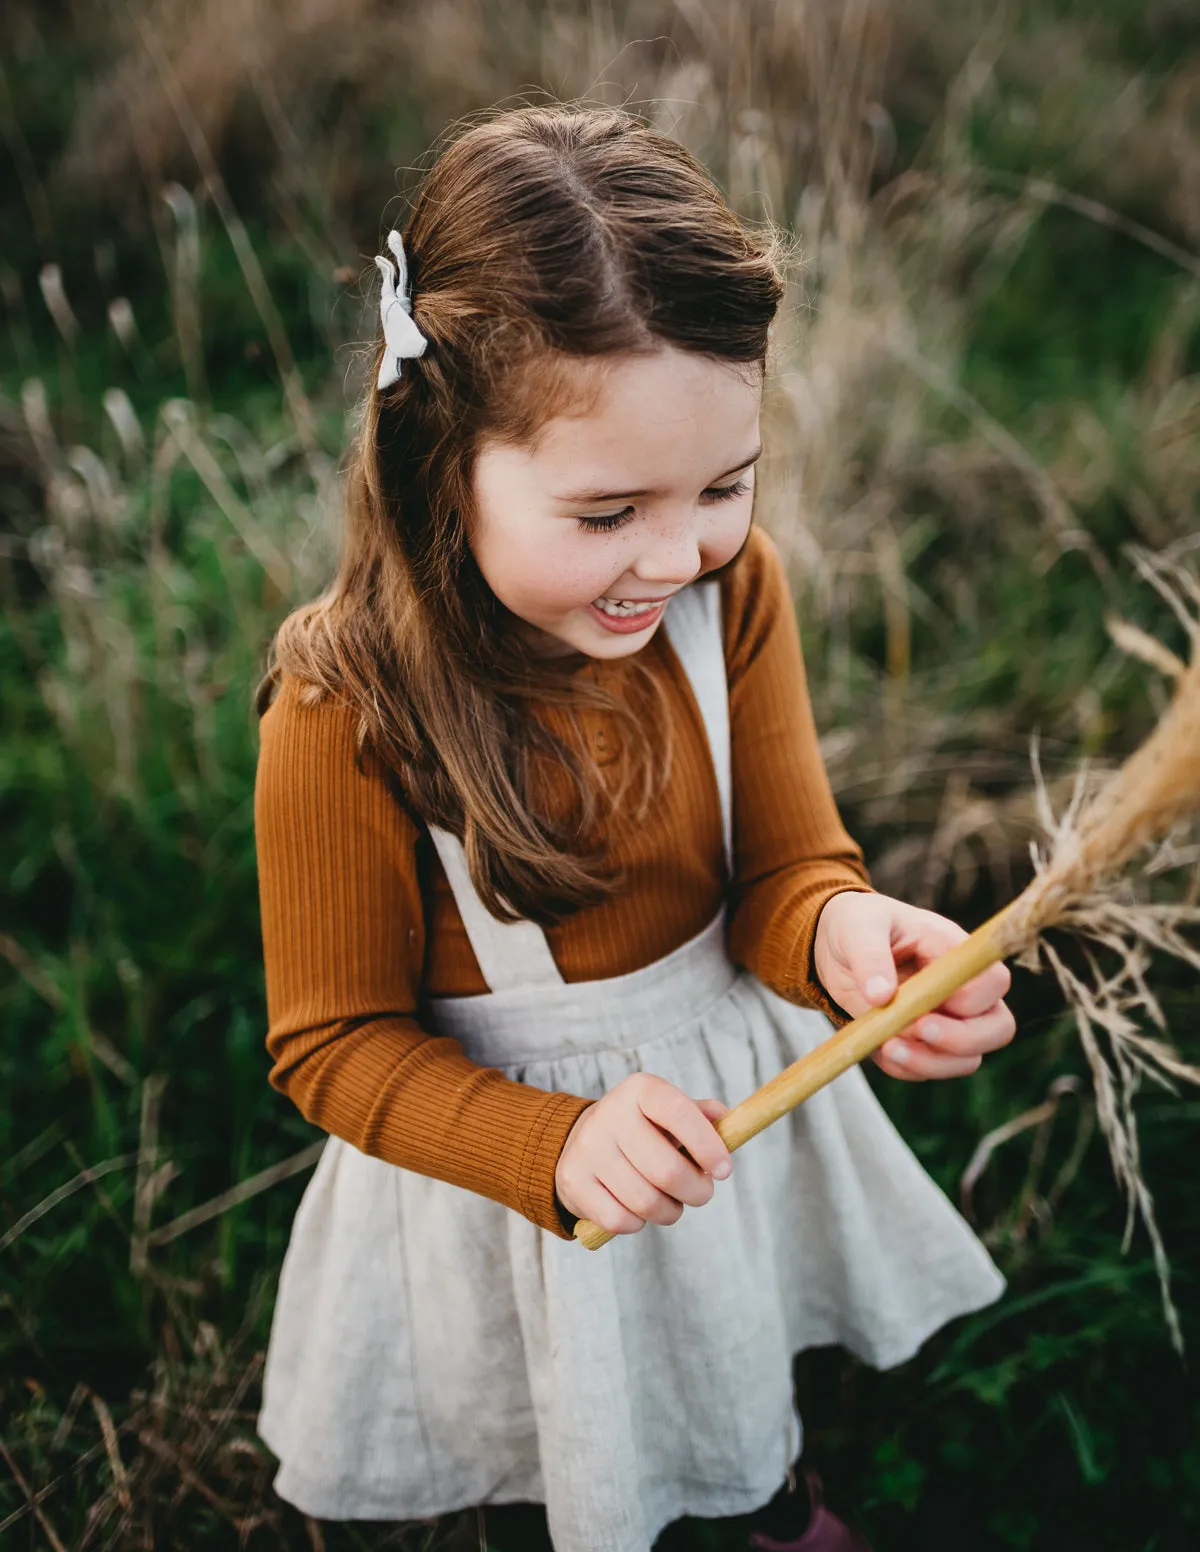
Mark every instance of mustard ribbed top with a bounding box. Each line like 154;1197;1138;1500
254;526;871;1237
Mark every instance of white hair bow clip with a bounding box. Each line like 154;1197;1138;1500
374;229;428;390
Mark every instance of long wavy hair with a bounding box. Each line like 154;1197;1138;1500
256;105;784;924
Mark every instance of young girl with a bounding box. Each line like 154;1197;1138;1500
253;105;1012;1552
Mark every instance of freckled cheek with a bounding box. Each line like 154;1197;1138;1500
487;528;619;617
554;549;626;608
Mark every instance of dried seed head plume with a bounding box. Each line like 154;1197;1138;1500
1016;630;1200;934
1014;553;1200;1351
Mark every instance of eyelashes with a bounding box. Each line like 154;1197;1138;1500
577;511;636;534
576;477;750;534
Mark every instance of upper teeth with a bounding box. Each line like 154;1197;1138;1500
594;597;661;617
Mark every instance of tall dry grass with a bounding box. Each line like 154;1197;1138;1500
3;0;1200;1546
30;0;1200;894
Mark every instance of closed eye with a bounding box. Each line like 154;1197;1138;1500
577;507;636;534
702;477;750;504
576;477;751;534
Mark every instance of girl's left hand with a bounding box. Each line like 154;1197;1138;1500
813;891;1016;1080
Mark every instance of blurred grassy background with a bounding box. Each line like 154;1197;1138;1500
2;1;1200;1548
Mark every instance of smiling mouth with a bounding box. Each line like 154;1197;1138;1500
591;594;673;618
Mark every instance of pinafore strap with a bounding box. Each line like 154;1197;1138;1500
425;828;565;991
662;579;733;877
426;581;731;994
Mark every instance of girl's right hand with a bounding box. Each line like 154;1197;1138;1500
554;1072;733;1235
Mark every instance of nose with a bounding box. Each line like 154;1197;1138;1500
630;509;702;589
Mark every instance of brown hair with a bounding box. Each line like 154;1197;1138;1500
256;104;783;924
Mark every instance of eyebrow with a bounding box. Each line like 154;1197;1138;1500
555;446;763;505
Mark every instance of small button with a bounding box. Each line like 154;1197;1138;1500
593;722;620;766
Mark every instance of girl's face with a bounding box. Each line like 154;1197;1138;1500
469;345;762;659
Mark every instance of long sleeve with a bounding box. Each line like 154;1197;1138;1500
721;526;873;1020
255;526;868;1225
254;676;591;1238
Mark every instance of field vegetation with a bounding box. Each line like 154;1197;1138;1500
2;1;1200;1547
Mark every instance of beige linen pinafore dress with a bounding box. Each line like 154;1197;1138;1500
257;580;1005;1552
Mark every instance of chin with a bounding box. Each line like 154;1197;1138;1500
516;604;667;660
584;627;662;658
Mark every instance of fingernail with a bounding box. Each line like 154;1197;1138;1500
889;1040;911;1064
712;1160;732;1180
865;975;893;1002
919;1019;939;1044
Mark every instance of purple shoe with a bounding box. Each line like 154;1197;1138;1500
748;1469;872;1552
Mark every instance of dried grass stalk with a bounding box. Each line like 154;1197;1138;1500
576;557;1200;1350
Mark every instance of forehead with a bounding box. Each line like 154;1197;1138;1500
487;346;763;492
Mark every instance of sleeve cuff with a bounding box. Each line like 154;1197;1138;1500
517;1091;594;1239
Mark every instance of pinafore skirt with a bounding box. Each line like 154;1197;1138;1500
257;582;1005;1552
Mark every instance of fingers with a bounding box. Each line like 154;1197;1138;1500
554;1076;735;1236
905;917;968;962
820;895;1017;1027
840;938;898;1007
562;1173;651;1237
829;899;971;1009
816;894;898;1008
601;1144;686;1227
934;960;1012;1018
637;1080;733;1179
873;1003;1017;1080
901;913;1010;1016
913;1004;1017;1057
872;1040;981;1081
619;1121;717;1210
553;1143;642;1235
556;1137;682;1234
